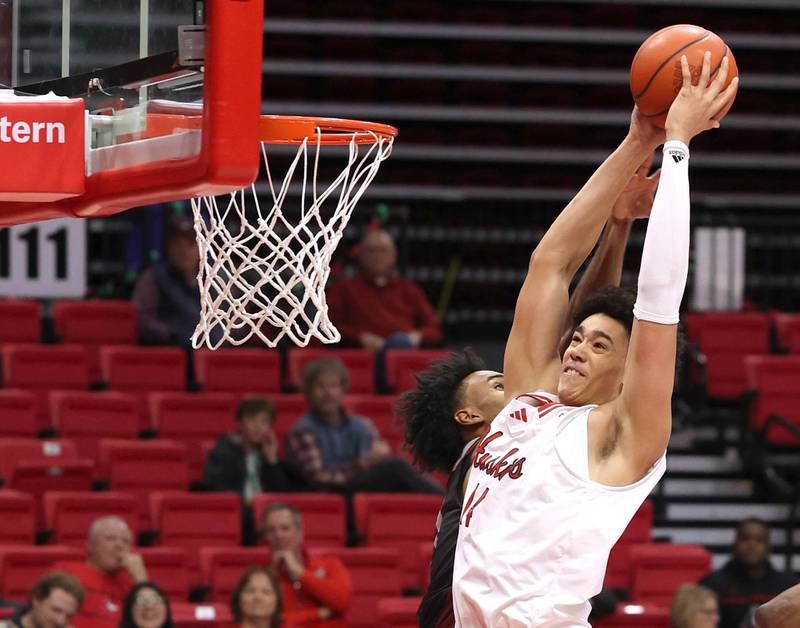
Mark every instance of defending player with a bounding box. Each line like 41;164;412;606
450;53;737;627
400;159;660;628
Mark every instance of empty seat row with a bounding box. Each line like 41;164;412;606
0;342;449;396
685;311;800;401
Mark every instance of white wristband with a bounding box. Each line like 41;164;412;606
632;140;690;325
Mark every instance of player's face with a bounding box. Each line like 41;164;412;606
460;370;505;426
558;313;629;407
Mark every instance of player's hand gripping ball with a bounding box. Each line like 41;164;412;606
630;24;739;128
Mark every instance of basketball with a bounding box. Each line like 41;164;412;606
630;24;739;128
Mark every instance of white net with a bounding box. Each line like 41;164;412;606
190;129;394;349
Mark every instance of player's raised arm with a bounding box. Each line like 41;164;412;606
558;159;660;355
609;53;739;478
503;113;663;399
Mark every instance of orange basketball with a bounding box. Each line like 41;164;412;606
630;24;738;128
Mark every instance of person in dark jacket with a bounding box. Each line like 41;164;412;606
202;396;303;544
132;216;211;348
699;518;798;628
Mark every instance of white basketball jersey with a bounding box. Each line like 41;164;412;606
452;393;666;627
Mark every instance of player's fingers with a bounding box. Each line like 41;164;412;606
697;51;712;89
708;56;730;98
636;152;655;177
709;76;739;118
680;55;692;89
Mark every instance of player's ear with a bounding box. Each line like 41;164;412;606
454;408;484;427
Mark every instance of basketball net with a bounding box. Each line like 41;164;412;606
190;129;393;349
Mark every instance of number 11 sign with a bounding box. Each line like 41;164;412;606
0;217;86;298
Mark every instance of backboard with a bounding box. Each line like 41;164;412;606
0;0;264;225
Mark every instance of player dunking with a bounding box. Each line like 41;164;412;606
399;152;660;628
449;53;737;627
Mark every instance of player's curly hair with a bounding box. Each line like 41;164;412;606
397;348;486;473
570;284;686;378
571;285;636;337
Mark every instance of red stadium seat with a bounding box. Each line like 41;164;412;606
772;312;800;354
99;346;186;428
376;596;422;628
353;493;442;589
0;438;78;483
418;542;433;592
605;500;654;589
199;547;269;601
312;547;401;627
271;394;307;446
344;394;401;443
7;461;94;523
744;355;800;445
0;300;40;344
685;312;771;400
252;493;347;548
0;491;35;545
0;390;37;437
43;491;138;546
194;348;281;393
0;546;83;601
385;350;450;393
171;602;234;628
49;391;139;460
53;300;137;381
3;345;89;429
592;603;670;627
97;440;190;527
149;392;238;481
139;547;190;600
149;492;241;565
629;544;712;606
287;348;375;393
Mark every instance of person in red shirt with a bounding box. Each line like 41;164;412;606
327;229;442;391
260;503;352;627
55;516;148;628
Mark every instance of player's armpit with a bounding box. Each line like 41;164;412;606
503;263;568;399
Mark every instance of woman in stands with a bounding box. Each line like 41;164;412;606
230;566;283;628
119;582;174;628
670;584;720;628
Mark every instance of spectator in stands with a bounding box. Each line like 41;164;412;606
203;396;304;544
286;357;443;495
755;582;800;628
118;582;173;628
0;571;84;628
230;566;283;628
326;228;442;391
132;216;208;348
55;516;148;628
260;503;351;627
670;584;719;628
699;518;798;628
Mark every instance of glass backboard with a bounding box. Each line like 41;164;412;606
4;0;205;157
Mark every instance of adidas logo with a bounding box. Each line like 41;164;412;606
670;150;686;164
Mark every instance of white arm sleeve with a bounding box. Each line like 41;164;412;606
633;140;691;325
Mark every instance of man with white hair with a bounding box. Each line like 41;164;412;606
55;516;148;628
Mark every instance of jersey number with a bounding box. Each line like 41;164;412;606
461;484;489;527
